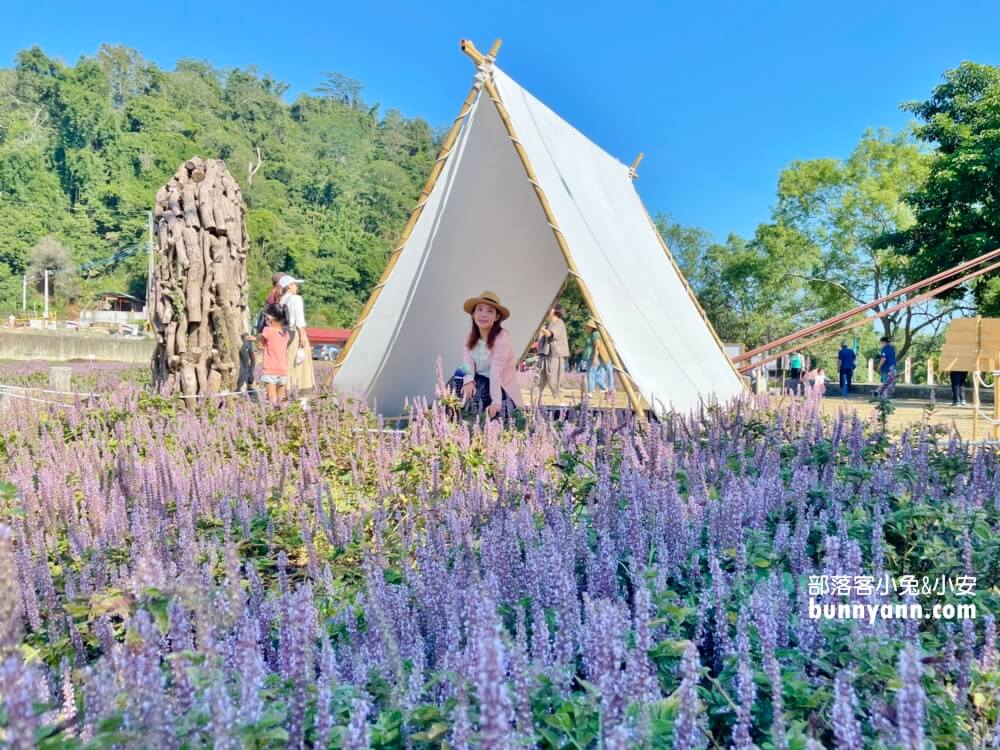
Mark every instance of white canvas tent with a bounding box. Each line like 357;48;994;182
333;40;744;417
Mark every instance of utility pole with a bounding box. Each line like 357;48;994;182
147;209;155;325
43;269;51;321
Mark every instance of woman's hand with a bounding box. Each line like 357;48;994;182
486;402;500;419
460;381;475;404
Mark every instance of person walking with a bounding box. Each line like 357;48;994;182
837;342;856;398
787;350;806;395
255;272;287;334
876;336;897;399
279;275;316;396
452;290;523;419
532;304;569;409
789;350;804;381
949;369;968;406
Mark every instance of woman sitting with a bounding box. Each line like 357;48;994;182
451;290;524;419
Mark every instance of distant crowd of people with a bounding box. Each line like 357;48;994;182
785;337;897;399
242;277;976;416
782;335;969;406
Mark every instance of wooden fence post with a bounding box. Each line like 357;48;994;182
867;358;874;384
49;367;71;392
904;357;912;385
927;357;935;385
994;352;1000;441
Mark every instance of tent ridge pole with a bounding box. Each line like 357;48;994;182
628;153;644;179
481;77;647;420
334;79;483;370
461;39;502;65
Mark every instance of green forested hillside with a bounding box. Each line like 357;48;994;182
0;45;437;324
4;44;1000;358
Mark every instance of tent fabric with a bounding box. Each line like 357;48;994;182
491;69;744;413
334;65;744;416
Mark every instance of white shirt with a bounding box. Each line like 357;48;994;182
470;339;490;374
280;293;307;329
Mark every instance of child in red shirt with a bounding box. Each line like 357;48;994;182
254;303;290;405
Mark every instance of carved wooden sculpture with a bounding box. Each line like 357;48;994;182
151;157;250;399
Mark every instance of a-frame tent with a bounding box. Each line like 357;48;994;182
333;39;745;417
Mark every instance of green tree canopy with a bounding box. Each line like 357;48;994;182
0;45;436;323
775;128;951;358
881;62;1000;314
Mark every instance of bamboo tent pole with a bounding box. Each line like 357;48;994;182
334;64;491;371
628;153;644;179
733;246;1000;364
459;39;503;65
477;73;647;418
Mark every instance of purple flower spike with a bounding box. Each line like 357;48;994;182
831;670;863;750
672;642;706;750
896;644;926;750
342;695;371;750
474;624;514;750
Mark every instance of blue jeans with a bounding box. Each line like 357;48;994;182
877;366;896;398
586;362;613;392
839;369;853;397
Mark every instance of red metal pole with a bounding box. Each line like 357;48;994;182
733;247;1000;364
739;256;1000;373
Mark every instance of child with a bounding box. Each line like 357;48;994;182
256;303;290;406
812;367;827;397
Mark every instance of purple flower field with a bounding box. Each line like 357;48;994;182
0;367;999;748
0;360;146;393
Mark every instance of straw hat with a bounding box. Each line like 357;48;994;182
585;318;598;329
463;290;509;321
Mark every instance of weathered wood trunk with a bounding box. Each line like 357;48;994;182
151;157;250;402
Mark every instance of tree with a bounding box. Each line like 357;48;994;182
315;72;365;109
27;236;79;301
881;62;1000;314
656;214;816;349
774;128;950;359
96;44;154;110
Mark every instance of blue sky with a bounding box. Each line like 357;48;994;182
3;0;999;241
